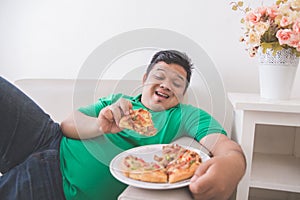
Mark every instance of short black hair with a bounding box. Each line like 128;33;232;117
146;50;193;89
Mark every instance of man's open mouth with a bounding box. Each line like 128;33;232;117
155;91;169;98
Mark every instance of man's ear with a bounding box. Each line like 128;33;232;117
142;74;147;84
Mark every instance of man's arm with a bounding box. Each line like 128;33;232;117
60;98;132;139
60;110;103;139
189;133;246;200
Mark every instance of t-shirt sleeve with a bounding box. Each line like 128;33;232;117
182;105;227;142
78;94;124;117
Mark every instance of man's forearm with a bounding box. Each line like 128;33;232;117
200;134;246;176
60;110;102;139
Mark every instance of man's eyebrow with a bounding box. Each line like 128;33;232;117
156;68;185;81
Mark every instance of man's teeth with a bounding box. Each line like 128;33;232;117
156;91;169;98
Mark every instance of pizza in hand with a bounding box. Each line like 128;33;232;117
119;108;157;136
121;144;202;183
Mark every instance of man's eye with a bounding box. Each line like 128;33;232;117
173;81;184;88
154;75;164;80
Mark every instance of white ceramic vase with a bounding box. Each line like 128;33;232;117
258;48;299;100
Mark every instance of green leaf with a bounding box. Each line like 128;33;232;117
260;42;300;57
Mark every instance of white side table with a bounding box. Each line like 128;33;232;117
228;93;300;199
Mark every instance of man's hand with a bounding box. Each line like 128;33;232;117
189;134;246;200
98;98;132;133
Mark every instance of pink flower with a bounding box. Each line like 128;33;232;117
257;7;267;16
276;29;293;45
245;11;261;24
266;5;278;19
288;33;300;47
280;16;293;27
293;20;300;33
294;39;300;51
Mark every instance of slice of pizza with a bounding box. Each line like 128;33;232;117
121;155;167;183
154;144;202;183
166;148;201;183
119;108;157;136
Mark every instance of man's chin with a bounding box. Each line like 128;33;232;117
150;102;178;111
149;103;167;111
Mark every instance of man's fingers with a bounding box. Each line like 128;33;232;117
100;107;114;121
118;99;132;115
109;105;122;124
189;159;214;194
189;174;211;195
112;99;133;123
191;159;212;182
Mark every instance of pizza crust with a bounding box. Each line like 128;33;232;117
168;162;200;183
127;170;168;183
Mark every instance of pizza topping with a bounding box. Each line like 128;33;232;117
122;155;147;170
122;155;164;172
154;144;187;167
119;109;157;136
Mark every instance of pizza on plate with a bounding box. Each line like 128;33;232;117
121;144;202;183
121;155;167;183
119;108;157;136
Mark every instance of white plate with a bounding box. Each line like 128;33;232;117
109;144;211;190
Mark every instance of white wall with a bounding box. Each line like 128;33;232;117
2;0;299;98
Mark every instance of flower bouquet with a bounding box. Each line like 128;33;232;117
231;0;300;100
231;0;300;57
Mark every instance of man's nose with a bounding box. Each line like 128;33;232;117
159;81;171;91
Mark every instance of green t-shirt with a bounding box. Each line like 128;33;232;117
60;94;226;200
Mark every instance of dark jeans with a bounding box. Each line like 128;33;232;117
0;77;65;199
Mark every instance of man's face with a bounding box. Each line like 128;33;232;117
141;61;187;111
